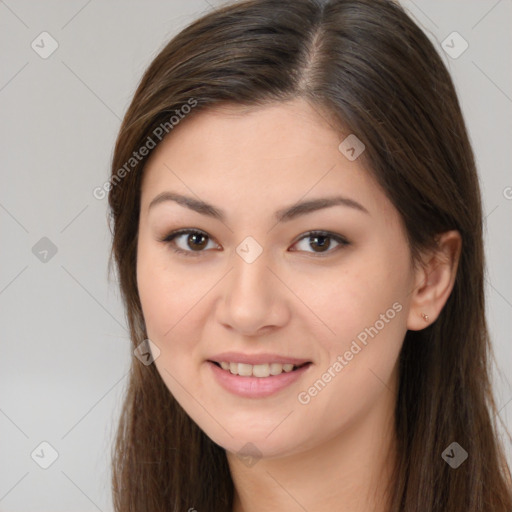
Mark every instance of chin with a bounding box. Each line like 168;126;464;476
203;425;306;462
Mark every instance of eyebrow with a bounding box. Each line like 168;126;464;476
148;191;369;222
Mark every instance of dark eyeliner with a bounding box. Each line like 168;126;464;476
160;228;212;257
292;230;350;253
160;228;350;257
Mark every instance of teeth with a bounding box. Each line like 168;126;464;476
269;363;283;375
217;361;301;377
237;363;253;377
253;364;270;377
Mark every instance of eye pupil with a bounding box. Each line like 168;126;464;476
311;235;330;252
188;233;208;250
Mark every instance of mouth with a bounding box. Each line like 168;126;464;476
207;359;313;398
208;360;312;378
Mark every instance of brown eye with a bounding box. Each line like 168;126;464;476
186;232;208;250
309;234;331;252
162;229;218;257
291;231;350;255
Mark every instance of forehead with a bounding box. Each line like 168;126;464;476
144;99;341;170
139;99;395;222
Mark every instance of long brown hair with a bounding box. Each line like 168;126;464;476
107;0;512;510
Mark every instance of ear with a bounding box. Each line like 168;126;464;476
406;230;462;331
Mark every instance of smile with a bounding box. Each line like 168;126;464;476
213;361;309;377
207;360;312;398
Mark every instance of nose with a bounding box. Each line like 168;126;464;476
215;249;290;337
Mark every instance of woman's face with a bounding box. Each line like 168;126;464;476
136;98;418;458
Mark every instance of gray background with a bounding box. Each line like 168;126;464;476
0;0;511;510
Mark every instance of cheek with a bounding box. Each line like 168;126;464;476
137;259;178;339
136;242;204;340
296;293;405;444
296;254;408;346
136;249;204;390
296;250;409;400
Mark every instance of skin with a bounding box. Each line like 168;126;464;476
136;98;461;512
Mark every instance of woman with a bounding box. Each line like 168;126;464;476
107;0;512;510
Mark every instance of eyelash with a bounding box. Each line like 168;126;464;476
160;228;350;258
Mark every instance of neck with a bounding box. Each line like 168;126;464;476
227;378;398;512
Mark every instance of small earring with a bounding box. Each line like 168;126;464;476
421;312;429;322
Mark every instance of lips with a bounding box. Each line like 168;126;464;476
207;359;312;398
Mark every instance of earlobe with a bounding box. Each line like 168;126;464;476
406;230;462;331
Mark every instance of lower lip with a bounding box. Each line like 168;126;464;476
207;361;312;398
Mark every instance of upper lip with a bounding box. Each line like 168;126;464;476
208;352;311;366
